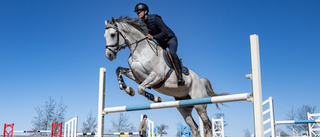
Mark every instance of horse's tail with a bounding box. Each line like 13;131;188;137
201;78;229;109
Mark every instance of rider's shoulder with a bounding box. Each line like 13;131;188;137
148;14;162;19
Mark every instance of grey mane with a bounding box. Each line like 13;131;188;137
110;16;149;35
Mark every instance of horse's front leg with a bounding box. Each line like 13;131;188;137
137;71;162;103
116;67;139;96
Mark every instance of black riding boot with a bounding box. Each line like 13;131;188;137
173;56;185;86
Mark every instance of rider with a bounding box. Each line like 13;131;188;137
134;3;185;86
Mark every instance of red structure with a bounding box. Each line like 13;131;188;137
51;122;62;137
3;123;14;137
3;122;62;137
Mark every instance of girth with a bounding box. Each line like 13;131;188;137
152;51;189;89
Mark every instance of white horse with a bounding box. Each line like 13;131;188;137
104;17;226;137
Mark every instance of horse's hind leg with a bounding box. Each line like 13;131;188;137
116;67;139;96
177;106;200;137
194;104;212;137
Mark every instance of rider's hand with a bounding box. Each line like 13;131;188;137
146;34;153;40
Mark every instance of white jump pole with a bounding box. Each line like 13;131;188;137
247;34;264;137
199;117;205;137
97;68;106;137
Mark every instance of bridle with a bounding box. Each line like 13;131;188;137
105;23;148;53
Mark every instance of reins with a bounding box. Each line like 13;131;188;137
105;23;158;55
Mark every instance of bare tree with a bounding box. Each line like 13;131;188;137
157;124;168;136
296;105;316;132
53;98;68;133
32;97;68;136
214;113;227;127
108;113;136;132
276;129;290;137
286;107;297;132
244;128;251;137
176;123;181;137
32;106;44;135
54;98;68;123
285;105;317;134
82;112;97;133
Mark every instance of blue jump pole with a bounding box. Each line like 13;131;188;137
275;120;320;125
103;93;253;114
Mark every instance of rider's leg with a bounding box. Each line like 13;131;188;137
168;36;185;86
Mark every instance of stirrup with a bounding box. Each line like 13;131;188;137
178;78;185;86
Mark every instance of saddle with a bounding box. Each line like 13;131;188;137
153;51;189;89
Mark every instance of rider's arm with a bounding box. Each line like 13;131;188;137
153;15;169;40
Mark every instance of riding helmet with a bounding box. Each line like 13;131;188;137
143;114;147;118
134;3;149;12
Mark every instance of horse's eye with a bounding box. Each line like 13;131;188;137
111;33;116;38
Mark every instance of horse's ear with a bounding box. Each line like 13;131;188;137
105;20;108;26
111;17;115;24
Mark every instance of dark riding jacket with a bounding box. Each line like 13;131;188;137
143;14;175;44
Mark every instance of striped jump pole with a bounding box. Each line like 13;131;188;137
104;132;139;135
97;34;264;137
13;130;51;133
77;133;96;136
103;93;252;114
275;120;320;125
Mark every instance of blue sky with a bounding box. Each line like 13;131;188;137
1;1;319;137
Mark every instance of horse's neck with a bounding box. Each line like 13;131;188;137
123;31;160;61
118;24;152;55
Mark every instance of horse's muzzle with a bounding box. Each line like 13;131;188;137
106;47;117;61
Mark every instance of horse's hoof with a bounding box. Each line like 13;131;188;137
154;96;162;103
125;87;135;96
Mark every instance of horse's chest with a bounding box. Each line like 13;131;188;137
129;61;149;80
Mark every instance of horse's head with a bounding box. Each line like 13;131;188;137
104;17;126;61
